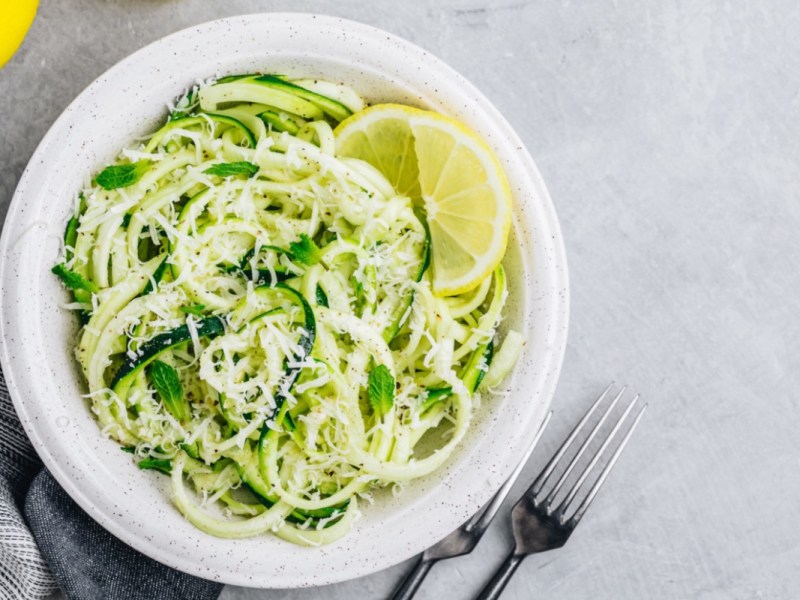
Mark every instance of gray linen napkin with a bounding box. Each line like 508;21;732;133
0;368;224;600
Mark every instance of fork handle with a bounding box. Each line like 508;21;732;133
390;556;435;600
474;552;526;600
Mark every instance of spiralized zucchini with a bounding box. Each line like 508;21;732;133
53;74;523;544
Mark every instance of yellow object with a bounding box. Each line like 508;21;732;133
0;0;38;68
335;104;513;296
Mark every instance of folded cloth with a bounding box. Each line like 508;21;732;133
0;380;56;599
0;368;224;600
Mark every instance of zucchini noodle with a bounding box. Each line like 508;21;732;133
52;74;524;544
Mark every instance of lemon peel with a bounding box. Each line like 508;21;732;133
335;104;512;296
0;0;38;68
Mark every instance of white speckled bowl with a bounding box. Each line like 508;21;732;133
0;14;568;588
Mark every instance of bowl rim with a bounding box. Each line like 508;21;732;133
0;12;569;588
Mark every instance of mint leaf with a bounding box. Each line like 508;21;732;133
137;458;172;475
180;304;206;316
148;360;187;421
95;161;150;190
203;161;259;178
368;364;395;416
288;234;321;266
51;263;97;293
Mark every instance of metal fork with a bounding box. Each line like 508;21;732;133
475;383;647;600
390;411;553;600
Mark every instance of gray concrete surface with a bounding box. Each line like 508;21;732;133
2;1;799;598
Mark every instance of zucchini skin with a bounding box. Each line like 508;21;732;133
140;256;168;296
240;467;348;525
110;316;226;389
254;284;315;418
145;113;256;152
421;340;494;412
383;214;430;342
252;75;353;122
258;283;316;360
64;215;79;261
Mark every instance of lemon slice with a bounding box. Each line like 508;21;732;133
0;0;38;68
335;104;512;296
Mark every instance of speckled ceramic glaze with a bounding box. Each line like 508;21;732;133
0;14;568;588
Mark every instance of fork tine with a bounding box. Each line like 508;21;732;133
561;399;647;526
530;382;614;498
553;392;640;520
541;386;626;509
540;384;625;510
